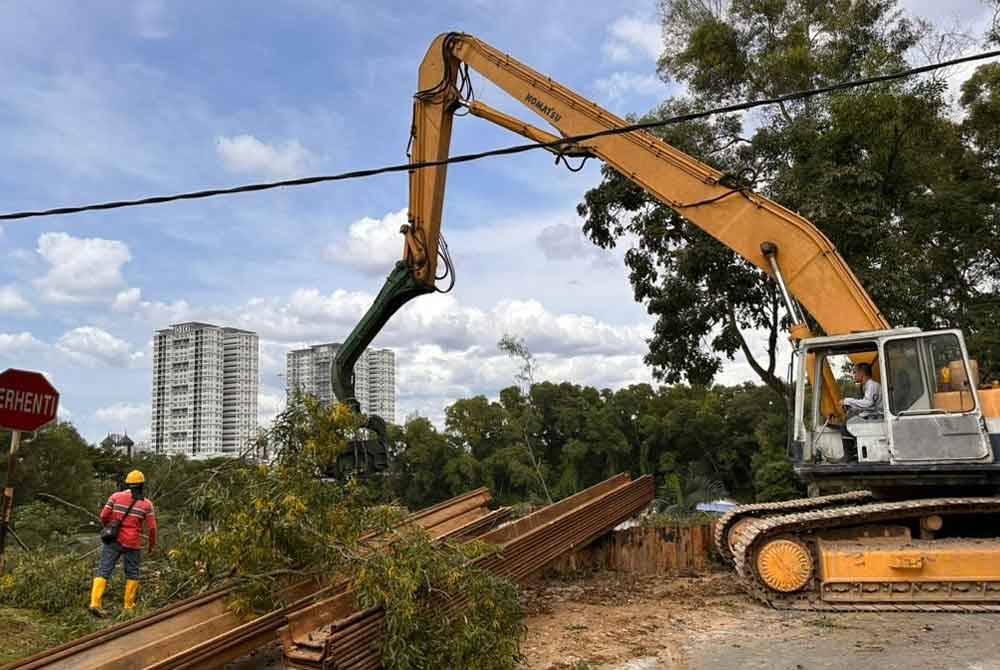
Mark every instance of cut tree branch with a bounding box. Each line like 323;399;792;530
37;492;101;522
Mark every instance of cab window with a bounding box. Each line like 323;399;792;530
884;334;975;414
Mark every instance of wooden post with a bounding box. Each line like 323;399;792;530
0;430;21;574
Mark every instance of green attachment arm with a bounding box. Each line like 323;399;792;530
331;263;434;412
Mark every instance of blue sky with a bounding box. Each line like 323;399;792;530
0;0;993;443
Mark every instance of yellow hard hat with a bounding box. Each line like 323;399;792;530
125;470;145;485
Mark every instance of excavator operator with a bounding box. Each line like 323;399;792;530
838;363;883;461
842;363;882;415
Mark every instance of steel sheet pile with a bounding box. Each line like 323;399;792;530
3;488;509;670
280;473;654;670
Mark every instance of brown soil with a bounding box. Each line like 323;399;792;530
519;571;740;670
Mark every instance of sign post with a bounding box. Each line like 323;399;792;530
0;369;59;574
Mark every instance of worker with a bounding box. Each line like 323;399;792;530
838;363;882;462
88;470;157;616
842;363;882;415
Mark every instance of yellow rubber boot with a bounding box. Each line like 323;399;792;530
124;579;140;611
88;577;107;617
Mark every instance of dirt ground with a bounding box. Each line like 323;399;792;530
519;570;1000;670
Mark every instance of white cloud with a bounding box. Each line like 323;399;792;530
325;208;407;274
258;388;286;427
259;339;292;379
394;344;654;427
223;286;649;360
56;327;140;367
0;332;47;356
594;72;666;102
132;298;194;326
0;286;36;316
95;401;150;426
112;287;142;312
34;232;132;304
536;223;603;261
216;134;315;179
127;285;654;423
603;15;662;63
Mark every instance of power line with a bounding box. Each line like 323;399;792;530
2;48;999;222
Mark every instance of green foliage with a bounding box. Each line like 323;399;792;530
135;453;229;512
389;417;472;511
749;399;804;502
166;400;405;615
387;381;793;508
656;466;727;518
0;606;85;664
10;501;86;548
0;552;95;622
752;444;805;502
2;424;98;510
581;0;1000;389
354;529;525;670
0;552;107;652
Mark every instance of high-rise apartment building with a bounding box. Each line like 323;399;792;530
151;322;259;458
285;344;395;423
359;348;396;422
222;328;259;454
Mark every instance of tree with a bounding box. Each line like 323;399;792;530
959;62;1000;381
580;0;1000;394
1;423;96;510
445;396;511;461
388;417;473;510
497;336;553;503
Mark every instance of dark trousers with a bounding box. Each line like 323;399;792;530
96;541;141;580
838;424;858;460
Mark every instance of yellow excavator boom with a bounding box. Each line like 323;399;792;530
407;33;888;333
395;32;897;420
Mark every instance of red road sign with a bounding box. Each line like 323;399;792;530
0;369;59;432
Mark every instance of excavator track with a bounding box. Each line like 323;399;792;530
714;490;875;563
732;497;1000;611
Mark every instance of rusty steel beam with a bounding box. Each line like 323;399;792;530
291;476;653;669
281;474;654;670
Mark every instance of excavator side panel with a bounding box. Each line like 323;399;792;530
818;538;1000;584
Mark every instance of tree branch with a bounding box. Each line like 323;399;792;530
36;492;101;522
776;99;795;125
707;135;752;155
236;568;321;582
725;300;788;403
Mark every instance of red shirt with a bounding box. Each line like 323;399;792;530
100;490;157;551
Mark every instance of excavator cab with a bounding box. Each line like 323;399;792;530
792;328;1000;493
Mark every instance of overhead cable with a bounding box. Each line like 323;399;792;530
2;48;999;222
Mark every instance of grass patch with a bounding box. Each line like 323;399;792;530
0;607;84;664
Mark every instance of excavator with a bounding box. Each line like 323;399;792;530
331;32;1000;610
